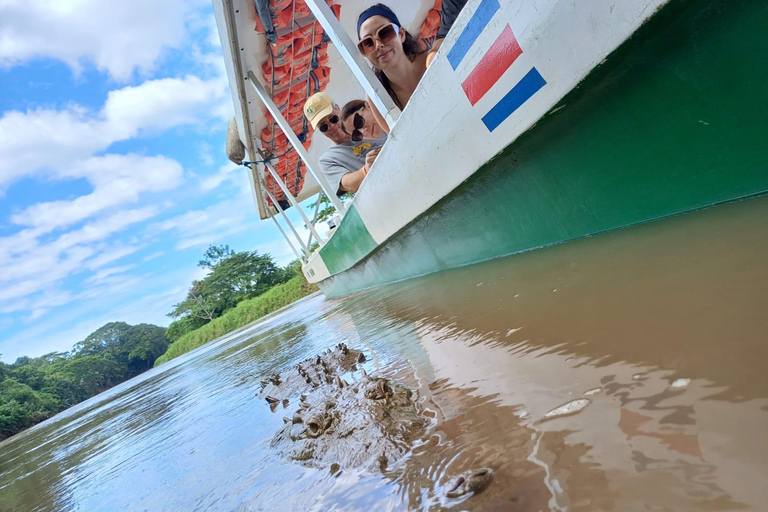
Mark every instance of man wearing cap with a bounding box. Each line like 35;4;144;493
304;91;387;195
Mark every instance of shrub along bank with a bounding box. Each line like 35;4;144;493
154;275;317;365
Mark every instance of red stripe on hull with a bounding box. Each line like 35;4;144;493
461;25;522;106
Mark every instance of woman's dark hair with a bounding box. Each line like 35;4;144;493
358;4;427;109
339;100;366;135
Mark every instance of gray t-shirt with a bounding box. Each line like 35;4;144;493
318;133;387;195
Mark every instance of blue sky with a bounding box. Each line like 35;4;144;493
0;0;304;362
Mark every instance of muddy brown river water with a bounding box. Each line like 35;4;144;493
1;196;767;511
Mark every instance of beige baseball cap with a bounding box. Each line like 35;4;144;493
303;92;334;129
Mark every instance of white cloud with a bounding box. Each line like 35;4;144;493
0;107;108;187
200;162;243;191
84;244;144;270
0;71;229;332
0;0;195;81
142;251;164;262
84;264;138;285
0;0;256;360
11;154;184;232
0;75;227;191
0;263;202;362
103;75;226;137
153;199;255;250
0;206;159;307
198;141;214;166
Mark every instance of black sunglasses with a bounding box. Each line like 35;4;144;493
318;114;339;133
350;112;366;142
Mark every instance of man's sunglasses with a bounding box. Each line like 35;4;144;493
357;23;399;56
318;115;339;133
350;112;366;142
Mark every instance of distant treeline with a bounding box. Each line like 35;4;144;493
0;322;170;441
155;274;317;365
1;246;310;441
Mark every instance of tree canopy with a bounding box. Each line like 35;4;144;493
167;245;293;340
0;322;169;440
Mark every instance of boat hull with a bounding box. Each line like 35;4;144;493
313;0;768;296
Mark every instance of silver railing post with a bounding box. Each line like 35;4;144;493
270;216;302;261
263;184;311;260
247;71;346;215
264;160;326;245
303;0;402;128
306;192;323;248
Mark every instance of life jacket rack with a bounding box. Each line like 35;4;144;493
254;0;338;210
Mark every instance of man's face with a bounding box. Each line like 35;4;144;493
317;105;349;144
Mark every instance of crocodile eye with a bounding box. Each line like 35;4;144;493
377;381;392;396
306;417;324;438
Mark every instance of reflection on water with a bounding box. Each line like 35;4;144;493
1;196;767;511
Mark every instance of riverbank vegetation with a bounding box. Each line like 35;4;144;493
155;274;317;365
156;245;318;364
1;245;316;440
0;322;169;440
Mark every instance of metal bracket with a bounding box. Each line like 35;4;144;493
263;159;326;246
263;183;310;260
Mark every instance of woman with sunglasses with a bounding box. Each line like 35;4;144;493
340;100;385;143
304;92;387;195
357;4;429;133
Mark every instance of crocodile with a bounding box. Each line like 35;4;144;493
259;343;429;472
258;343;494;500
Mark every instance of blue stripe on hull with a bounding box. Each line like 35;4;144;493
482;67;547;131
447;0;500;70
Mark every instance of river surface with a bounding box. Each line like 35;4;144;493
1;196;767;512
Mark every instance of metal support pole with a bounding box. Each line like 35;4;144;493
303;0;402;128
306;192;323;249
264;160;325;246
247;71;346;215
263;185;310;259
271;216;302;261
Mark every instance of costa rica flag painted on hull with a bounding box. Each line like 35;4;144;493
447;0;547;132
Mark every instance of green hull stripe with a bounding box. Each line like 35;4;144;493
319;204;377;275
320;0;768;296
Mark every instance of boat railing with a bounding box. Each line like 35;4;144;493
247;53;350;262
248;70;346;217
243;0;411;262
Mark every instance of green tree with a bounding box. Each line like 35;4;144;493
0;380;59;438
72;322;170;378
169;246;289;326
124;323;173;374
166;315;207;342
9;364;47;391
0;322;169;441
198;244;235;269
308;193;340;224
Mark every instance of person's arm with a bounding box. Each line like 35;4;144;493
428;0;468;67
339;149;379;193
426;39;444;67
366;95;391;134
437;0;467;40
